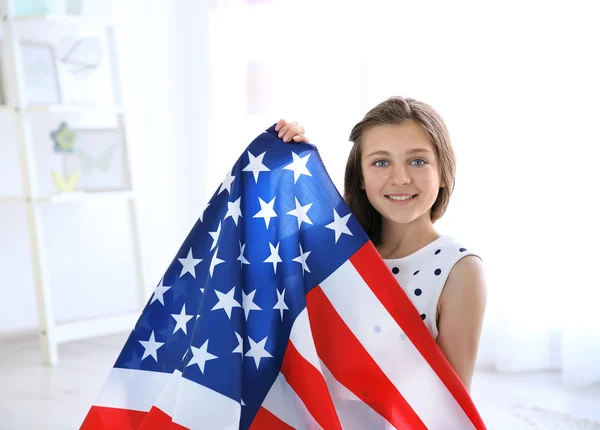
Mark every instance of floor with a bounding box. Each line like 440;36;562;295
1;333;599;430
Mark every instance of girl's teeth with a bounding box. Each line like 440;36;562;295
388;195;414;201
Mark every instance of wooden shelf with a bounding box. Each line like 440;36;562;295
0;195;25;203
0;190;135;204
8;13;112;27
35;190;135;203
1;3;146;367
1;104;124;114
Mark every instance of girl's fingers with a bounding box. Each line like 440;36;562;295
275;119;287;132
278;121;298;139
282;125;304;142
293;134;309;143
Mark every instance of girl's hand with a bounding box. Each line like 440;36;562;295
275;119;309;143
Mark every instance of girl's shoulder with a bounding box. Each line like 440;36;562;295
404;234;482;267
434;235;482;262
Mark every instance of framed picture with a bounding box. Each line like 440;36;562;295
20;42;62;105
54;34;116;106
14;0;67;16
62;128;129;191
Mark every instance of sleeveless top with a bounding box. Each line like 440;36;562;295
382;235;481;340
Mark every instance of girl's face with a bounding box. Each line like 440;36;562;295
360;121;443;227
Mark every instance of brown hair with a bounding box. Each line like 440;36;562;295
344;96;456;246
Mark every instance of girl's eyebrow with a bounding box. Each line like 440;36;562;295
365;150;392;158
405;148;433;154
365;148;432;158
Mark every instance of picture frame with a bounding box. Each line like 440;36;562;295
54;34;116;106
14;0;67;16
19;42;62;105
62;127;129;192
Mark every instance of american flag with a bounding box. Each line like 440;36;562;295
80;124;487;429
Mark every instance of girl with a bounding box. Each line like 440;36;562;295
274;96;487;392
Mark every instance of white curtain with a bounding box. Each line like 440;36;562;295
208;0;600;386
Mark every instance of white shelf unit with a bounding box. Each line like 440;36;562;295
0;1;148;366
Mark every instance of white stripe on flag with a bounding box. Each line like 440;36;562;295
152;369;183;417
320;362;394;430
94;367;241;429
320;260;476;430
171;375;241;430
94;367;171;411
262;372;322;430
289;308;392;429
289;308;321;369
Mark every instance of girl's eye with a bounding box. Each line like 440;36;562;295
411;159;426;166
374;160;389;167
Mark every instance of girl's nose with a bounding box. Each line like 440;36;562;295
390;165;411;185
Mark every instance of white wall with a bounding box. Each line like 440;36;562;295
205;0;600;380
0;0;210;336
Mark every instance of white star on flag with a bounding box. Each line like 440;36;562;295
139;331;164;361
211;286;241;319
286;197;313;228
199;202;210;223
264;242;282;274
242;151;270;183
273;288;289;321
171;304;194;335
245;336;272;369
283;152;312;183
209;221;222;251
187;339;218;374
224;197;243;226
325;209;353;243
238;241;250;266
292;243;311;274
218;170;235;195
150;278;171;305
233;332;243;355
209;247;225;277
253;196;277;229
242;289;262;320
178;248;202;279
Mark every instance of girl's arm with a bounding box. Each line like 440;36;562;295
436;255;487;392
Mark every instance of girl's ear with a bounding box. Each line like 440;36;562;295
360;178;365;190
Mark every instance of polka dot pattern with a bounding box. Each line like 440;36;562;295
383;236;481;340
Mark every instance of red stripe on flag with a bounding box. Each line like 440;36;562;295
249;407;295;430
80;406;148;430
350;241;487;429
137;406;189;430
280;341;342;429
306;286;427;430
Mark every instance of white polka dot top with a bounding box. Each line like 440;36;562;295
383;235;481;340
